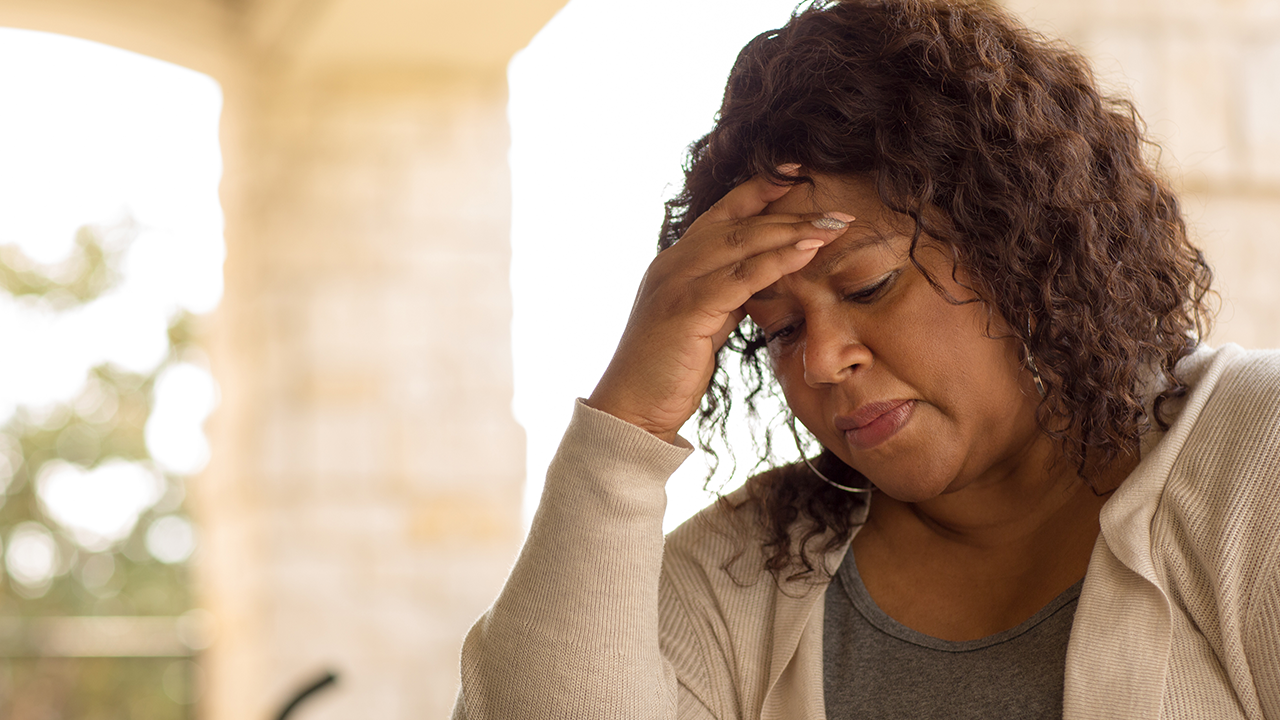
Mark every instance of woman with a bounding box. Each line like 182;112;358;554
454;1;1280;718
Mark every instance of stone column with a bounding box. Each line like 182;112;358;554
203;68;524;718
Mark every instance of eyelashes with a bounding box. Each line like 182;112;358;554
841;270;898;304
762;270;900;346
763;324;798;345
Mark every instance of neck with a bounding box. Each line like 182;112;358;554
850;438;1137;640
885;435;1131;549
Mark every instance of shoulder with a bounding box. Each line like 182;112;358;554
1178;343;1280;406
1209;347;1280;414
1156;344;1280;460
1178;345;1280;476
1157;344;1280;590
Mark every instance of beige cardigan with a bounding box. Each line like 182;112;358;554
454;344;1280;719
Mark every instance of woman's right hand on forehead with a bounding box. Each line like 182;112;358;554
584;171;852;444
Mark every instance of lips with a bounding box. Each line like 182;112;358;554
837;399;915;451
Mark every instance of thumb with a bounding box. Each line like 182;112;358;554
711;307;748;351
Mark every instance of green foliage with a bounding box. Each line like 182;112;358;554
0;360;194;617
0;222;132;306
0;220;199;712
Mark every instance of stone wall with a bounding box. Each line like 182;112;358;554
202;69;524;718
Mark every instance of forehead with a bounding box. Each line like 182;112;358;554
763;173;889;219
765;174;915;275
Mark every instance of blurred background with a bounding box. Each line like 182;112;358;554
0;0;1276;717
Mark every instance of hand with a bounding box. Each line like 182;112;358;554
585;171;853;444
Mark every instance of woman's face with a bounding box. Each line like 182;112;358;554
743;175;1046;503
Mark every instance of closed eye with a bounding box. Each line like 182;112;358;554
761;271;900;347
843;270;899;304
764;320;800;345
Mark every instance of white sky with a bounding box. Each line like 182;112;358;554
509;0;802;531
0;30;223;264
0;28;221;554
0;29;224;422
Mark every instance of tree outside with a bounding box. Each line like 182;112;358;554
0;219;211;718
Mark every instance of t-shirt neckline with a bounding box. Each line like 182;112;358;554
835;552;1084;653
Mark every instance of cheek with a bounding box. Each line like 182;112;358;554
762;335;793;379
765;341;802;390
886;291;1021;413
765;346;823;423
928;327;1033;431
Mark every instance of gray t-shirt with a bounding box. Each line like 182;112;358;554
823;552;1082;719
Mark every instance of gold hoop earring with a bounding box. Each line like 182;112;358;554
787;417;875;494
1024;347;1047;398
1024;318;1047;399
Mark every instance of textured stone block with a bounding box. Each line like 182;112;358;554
1242;39;1280;184
1161;33;1238;184
1186;192;1280;350
205;68;524;720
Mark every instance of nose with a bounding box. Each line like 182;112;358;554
802;312;871;387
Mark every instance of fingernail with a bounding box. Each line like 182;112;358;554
811;217;847;230
827;212;856;223
777;163;801;175
795;239;825;251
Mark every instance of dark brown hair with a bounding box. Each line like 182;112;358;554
660;0;1213;580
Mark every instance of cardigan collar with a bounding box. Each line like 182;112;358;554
1065;344;1238;720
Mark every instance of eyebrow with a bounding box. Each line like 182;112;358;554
748;229;896;302
809;226;896;277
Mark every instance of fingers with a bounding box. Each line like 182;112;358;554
657;169;858;327
711;306;749;350
701;170;798;224
676;211;855;276
680;167;854;268
696;236;827;316
582;168;836;442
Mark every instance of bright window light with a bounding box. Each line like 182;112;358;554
0;28;224;420
146;515;198;564
5;521;60;592
146;362;220;475
0;29;223;585
509;0;800;533
37;459;164;552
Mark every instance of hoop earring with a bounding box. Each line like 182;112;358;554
1023;319;1047;399
1023;347;1047;398
788;417;875;494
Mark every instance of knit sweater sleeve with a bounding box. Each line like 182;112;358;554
452;400;694;720
1244;545;1280;719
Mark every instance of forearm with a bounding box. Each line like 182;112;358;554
454;400;692;720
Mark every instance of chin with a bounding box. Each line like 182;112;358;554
876;483;947;504
863;466;962;503
848;451;953;503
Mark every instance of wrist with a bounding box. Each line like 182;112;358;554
581;393;682;445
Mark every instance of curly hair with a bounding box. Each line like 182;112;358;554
659;0;1214;581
